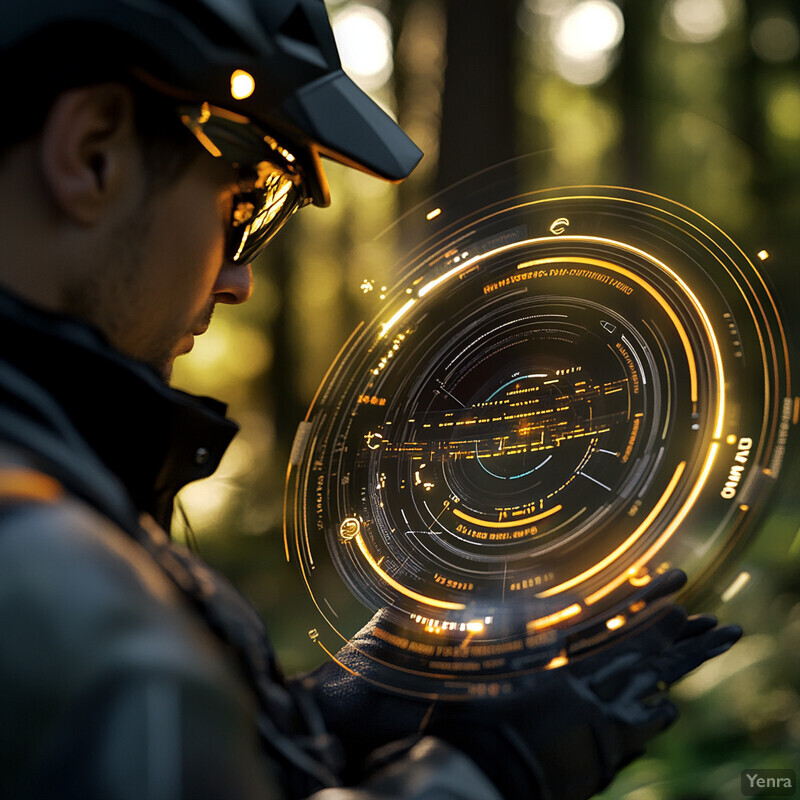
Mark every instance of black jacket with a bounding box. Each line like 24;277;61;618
0;289;500;799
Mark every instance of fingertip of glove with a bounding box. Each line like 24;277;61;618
686;613;718;628
667;567;689;585
727;624;744;641
706;624;743;657
642;569;687;600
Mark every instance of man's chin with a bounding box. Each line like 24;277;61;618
161;334;195;382
147;350;178;384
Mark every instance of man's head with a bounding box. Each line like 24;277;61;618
35;80;253;379
0;0;422;378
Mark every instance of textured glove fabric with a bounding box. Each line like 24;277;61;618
299;570;741;800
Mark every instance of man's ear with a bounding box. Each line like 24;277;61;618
39;83;139;226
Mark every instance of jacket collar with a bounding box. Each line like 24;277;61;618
0;287;238;530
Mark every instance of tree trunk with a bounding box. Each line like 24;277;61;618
436;0;519;193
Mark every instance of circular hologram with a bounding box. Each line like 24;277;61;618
285;185;794;697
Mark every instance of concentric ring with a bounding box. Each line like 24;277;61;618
284;185;794;697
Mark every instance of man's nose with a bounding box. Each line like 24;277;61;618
213;262;253;304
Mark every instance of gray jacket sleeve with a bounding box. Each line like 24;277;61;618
310;738;502;800
0;499;499;800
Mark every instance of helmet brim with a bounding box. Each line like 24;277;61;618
285;70;423;206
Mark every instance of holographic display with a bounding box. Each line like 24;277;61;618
285;184;794;697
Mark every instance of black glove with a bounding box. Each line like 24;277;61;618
298;570;741;800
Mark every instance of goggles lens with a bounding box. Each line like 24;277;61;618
179;104;311;263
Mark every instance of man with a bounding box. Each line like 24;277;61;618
0;1;740;798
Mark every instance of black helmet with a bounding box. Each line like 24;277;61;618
0;0;423;207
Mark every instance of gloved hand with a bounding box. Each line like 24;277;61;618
296;569;741;800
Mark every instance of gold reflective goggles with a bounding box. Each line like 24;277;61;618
179;103;312;263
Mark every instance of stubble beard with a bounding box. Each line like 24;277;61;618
61;201;184;382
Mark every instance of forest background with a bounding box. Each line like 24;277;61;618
172;1;800;796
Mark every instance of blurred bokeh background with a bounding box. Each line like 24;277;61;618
171;0;800;796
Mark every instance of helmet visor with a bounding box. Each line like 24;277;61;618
179;104;312;263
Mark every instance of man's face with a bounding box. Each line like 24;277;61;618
68;151;252;381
